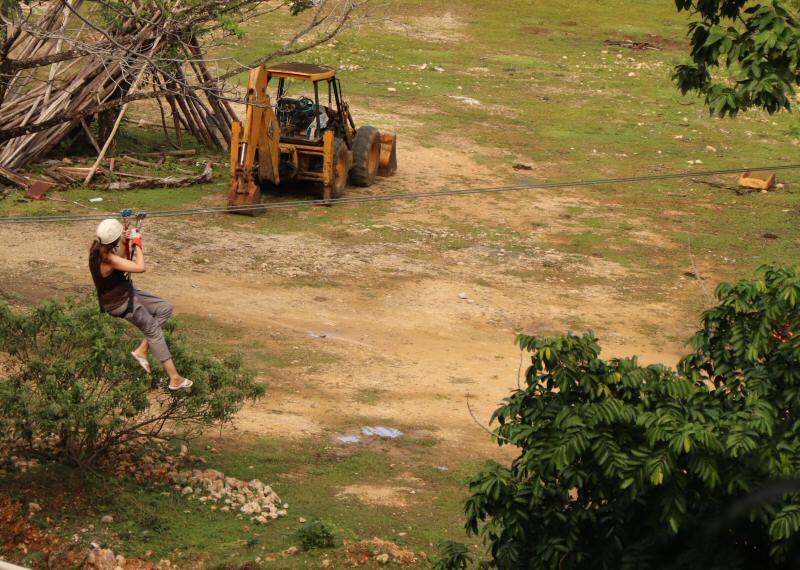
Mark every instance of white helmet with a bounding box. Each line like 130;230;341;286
96;218;123;244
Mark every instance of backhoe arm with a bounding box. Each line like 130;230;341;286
228;65;281;211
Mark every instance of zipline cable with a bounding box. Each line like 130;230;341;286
0;163;798;225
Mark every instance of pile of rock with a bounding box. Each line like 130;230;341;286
345;538;418;566
112;443;287;525
172;468;287;524
84;546;173;570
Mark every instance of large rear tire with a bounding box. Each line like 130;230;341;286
349;126;381;187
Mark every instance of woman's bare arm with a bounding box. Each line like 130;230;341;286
107;246;146;273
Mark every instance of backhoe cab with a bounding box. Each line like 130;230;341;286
228;62;397;211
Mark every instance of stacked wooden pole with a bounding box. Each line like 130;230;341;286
0;1;238;172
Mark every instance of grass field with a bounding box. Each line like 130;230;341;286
3;0;797;286
2;1;800;568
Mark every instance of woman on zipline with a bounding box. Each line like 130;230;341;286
89;218;192;391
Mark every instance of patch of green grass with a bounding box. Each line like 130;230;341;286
174;313;339;374
209;0;800;289
0;433;477;568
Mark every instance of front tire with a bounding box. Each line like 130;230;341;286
349;126;381;187
331;139;349;199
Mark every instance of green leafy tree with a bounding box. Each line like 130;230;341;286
0;297;264;467
460;265;800;569
673;0;800;117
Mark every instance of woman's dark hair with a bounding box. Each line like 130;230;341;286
89;237;119;271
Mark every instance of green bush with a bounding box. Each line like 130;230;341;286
433;540;473;570
295;519;336;550
461;265;800;569
0;296;264;466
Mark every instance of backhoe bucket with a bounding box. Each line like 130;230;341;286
228;173;262;215
378;132;397;177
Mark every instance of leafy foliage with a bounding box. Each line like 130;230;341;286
461;265;800;569
0;296;263;467
295;518;337;550
289;0;316;16
673;0;800;117
433;540;474;570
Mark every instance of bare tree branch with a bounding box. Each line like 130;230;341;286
0;0;366;168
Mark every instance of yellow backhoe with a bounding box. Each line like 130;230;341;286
229;62;397;210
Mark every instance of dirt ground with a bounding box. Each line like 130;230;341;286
0;139;694;462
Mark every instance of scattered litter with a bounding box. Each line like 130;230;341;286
88;197;103;203
308;331;334;339
337;428;402;443
448;95;481;106
337;435;362;444
435;465;449;472
362;426;403;439
24;180;55;201
513;163;533;170
738;171;775;191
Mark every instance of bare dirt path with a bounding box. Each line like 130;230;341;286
0;142;696;462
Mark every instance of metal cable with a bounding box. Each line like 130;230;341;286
0;163;797;225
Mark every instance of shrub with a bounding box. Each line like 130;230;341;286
461;265;800;569
0;296;264;466
295;519;336;550
433;540;473;570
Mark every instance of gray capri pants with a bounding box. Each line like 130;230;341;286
109;288;173;362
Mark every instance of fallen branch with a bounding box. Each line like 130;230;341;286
604;39;661;50
142;149;197;158
46;166;107;182
690;177;735;190
0;165;31;189
119;155;166;167
100;161;213;191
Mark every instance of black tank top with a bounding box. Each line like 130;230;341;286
89;255;132;312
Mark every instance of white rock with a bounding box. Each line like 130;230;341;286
241;501;261;514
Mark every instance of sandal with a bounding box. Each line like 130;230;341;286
131;351;151;374
168;378;193;391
